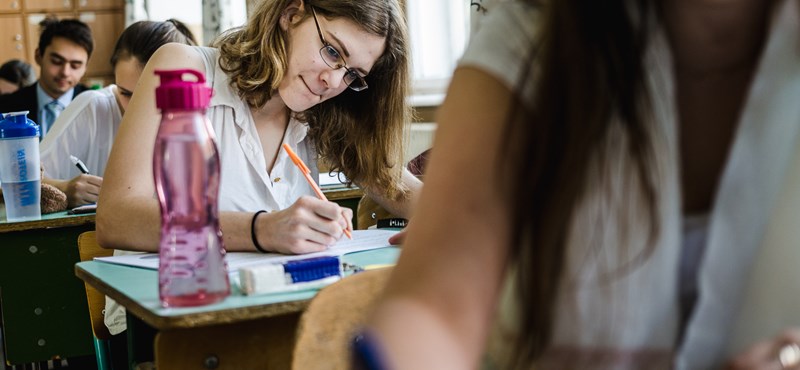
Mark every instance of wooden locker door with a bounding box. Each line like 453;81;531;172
24;13;51;65
0;15;26;61
75;0;122;11
24;0;73;12
79;11;123;78
0;0;22;12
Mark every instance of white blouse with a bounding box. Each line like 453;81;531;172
40;85;122;179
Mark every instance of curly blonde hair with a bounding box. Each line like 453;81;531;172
215;0;411;199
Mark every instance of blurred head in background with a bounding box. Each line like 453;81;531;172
109;19;197;112
35;17;93;99
0;59;36;94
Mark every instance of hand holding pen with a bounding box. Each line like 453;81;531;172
58;155;102;207
283;143;353;239
70;155;89;174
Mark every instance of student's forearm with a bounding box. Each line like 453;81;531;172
96;198;161;251
365;170;422;219
97;200;259;252
42;177;68;194
220;211;262;252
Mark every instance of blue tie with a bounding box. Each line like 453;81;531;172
41;100;63;138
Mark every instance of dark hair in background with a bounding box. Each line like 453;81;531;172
110;19;197;68
0;59;36;88
37;17;94;58
501;0;659;366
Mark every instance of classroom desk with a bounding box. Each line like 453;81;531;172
0;207;96;365
75;247;399;369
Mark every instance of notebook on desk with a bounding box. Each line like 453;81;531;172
94;229;398;273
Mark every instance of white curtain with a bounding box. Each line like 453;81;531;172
124;0;149;27
203;0;238;45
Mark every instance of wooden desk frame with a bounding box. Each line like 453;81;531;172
0;212;96;365
75;248;398;369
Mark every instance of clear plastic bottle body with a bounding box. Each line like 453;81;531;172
154;109;229;307
0;112;41;221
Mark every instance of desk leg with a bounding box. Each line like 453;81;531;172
154;313;299;370
123;314;157;370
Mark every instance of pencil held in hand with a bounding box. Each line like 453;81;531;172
282;143;353;239
70;155;90;174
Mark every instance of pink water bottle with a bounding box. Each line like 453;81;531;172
153;69;229;307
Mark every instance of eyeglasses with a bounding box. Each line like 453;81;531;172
310;7;368;92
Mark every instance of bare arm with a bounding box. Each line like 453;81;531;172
96;43;200;251
366;67;515;368
362;168;422;220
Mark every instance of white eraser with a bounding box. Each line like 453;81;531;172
239;264;290;295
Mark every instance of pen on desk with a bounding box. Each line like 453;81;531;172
70;155;90;174
282;143;353;239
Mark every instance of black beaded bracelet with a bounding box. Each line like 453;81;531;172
250;210;269;253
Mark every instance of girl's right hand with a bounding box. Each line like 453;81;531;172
254;195;353;254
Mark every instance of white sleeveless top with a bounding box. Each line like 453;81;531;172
40;85;121;179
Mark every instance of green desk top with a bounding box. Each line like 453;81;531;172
75;247;400;330
0;208;95;233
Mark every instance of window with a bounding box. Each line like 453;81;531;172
406;0;471;105
140;0;248;46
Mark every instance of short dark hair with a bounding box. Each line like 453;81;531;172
110;19;197;68
37;17;94;58
0;59;36;88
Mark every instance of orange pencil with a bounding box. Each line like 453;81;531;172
282;143;353;239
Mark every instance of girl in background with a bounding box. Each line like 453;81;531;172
40;19;196;207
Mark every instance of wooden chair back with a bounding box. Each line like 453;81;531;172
292;268;392;370
77;231;113;340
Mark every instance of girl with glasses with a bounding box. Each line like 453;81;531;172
97;0;419;255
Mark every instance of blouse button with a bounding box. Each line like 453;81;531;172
273;177;281;183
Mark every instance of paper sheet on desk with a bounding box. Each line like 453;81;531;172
319;171;348;187
94;229;398;272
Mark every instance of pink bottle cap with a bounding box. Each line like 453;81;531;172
154;69;212;110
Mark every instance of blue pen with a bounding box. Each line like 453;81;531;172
70;155;90;174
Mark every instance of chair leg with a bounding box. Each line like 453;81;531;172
93;337;110;370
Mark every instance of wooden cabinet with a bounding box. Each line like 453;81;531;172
79;11;123;77
76;0;121;11
0;0;124;83
0;0;22;13
24;0;73;12
0;14;25;60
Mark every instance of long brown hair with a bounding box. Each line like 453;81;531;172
501;0;658;366
215;0;410;198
